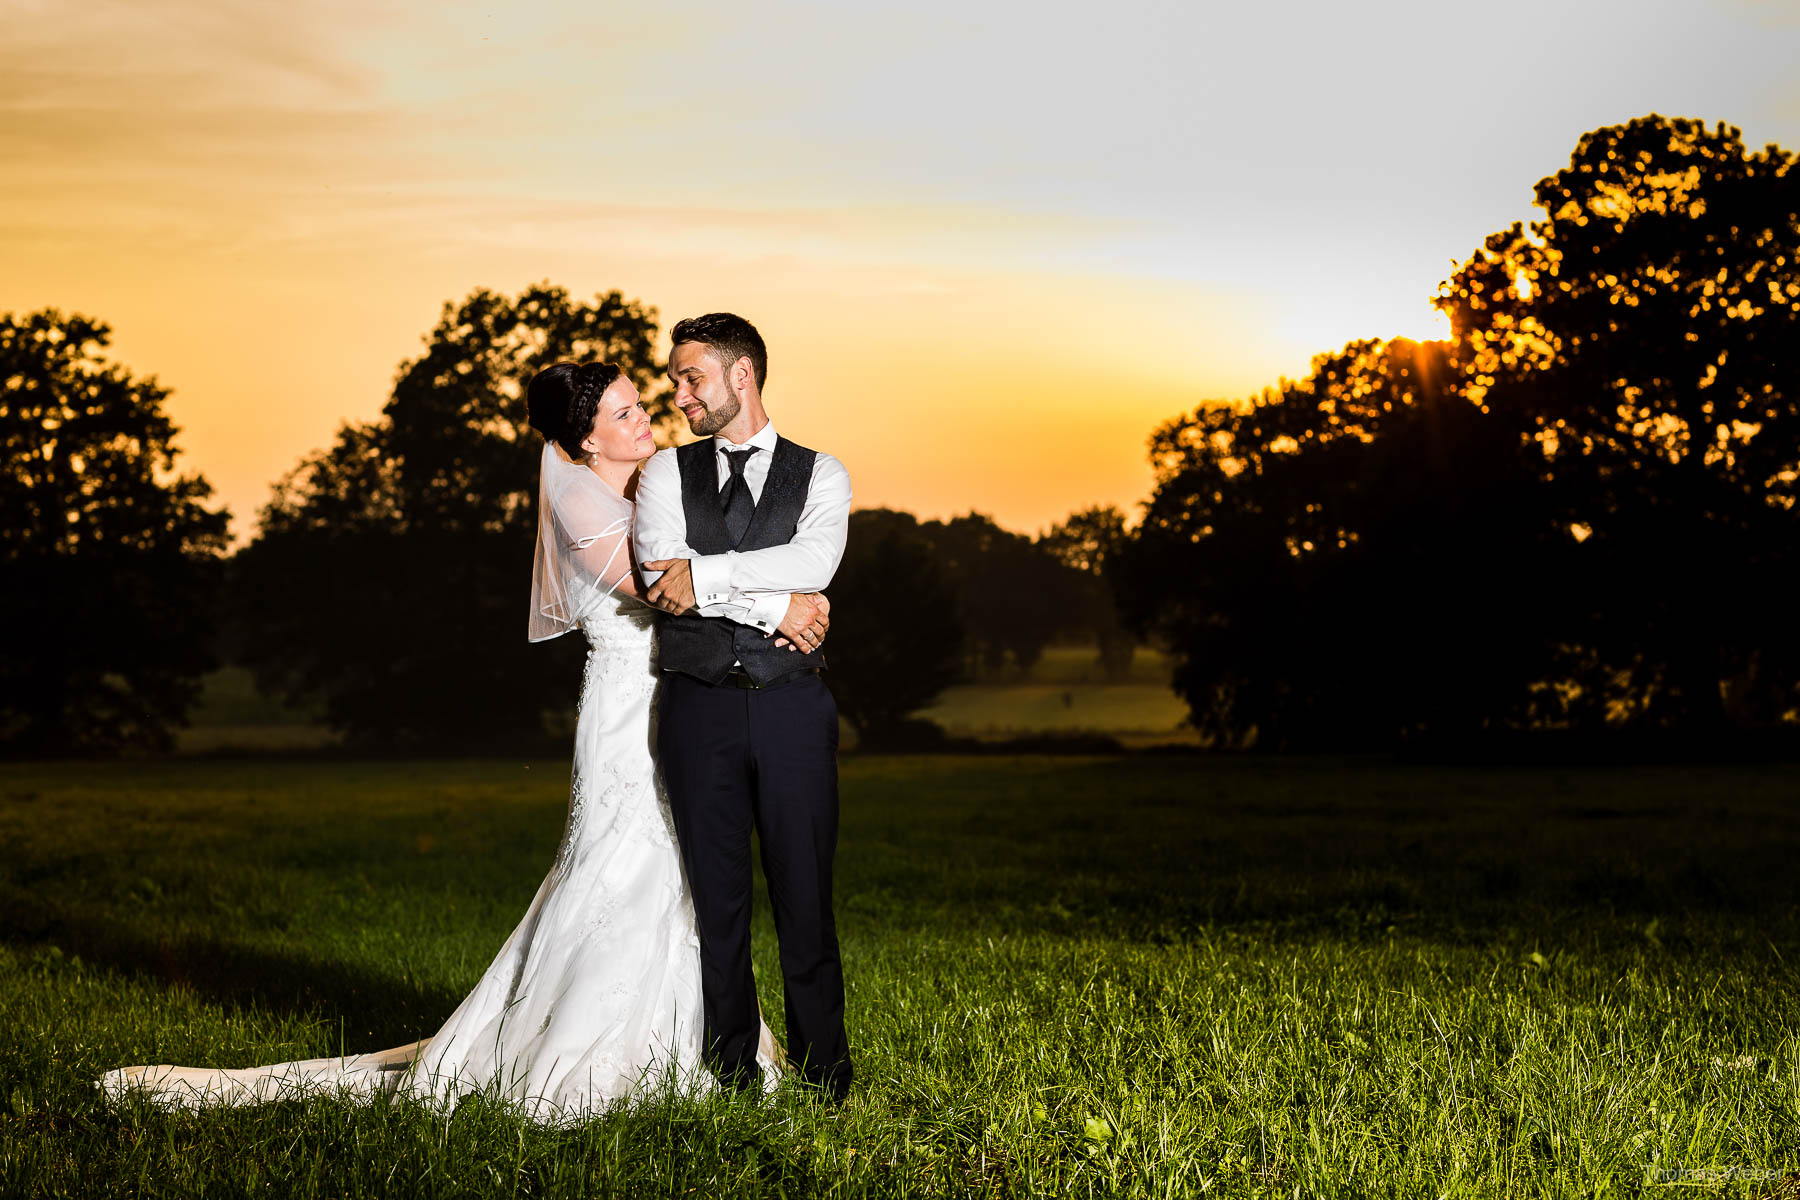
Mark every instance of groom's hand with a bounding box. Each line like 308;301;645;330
772;592;830;653
642;558;696;614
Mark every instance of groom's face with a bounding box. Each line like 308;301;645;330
668;341;742;437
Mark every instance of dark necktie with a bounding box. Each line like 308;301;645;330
720;447;758;548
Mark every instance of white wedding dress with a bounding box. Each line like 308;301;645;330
99;447;781;1125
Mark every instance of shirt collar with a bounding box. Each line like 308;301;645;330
716;419;779;454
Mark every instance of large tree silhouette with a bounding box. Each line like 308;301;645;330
0;311;230;754
232;284;666;748
1122;116;1798;748
1440;115;1800;731
1122;338;1561;748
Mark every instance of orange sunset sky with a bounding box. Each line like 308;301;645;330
6;0;1799;540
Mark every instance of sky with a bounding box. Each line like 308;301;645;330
5;0;1799;540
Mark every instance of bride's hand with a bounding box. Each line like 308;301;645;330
641;558;697;614
771;593;829;652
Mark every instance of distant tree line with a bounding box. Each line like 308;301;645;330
824;505;1134;746
1;291;1130;755
8;114;1792;757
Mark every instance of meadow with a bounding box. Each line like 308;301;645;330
2;754;1799;1197
174;647;1196;755
920;648;1194;749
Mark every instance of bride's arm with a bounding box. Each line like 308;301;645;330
567;521;645;600
610;539;647;599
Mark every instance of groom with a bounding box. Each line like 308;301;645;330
633;312;854;1102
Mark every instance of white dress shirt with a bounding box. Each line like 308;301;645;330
633;419;853;633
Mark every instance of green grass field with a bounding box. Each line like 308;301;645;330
3;755;1799;1197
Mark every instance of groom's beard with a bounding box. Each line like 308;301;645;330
690;392;742;437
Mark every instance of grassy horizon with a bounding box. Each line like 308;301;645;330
3;755;1798;1196
175;647;1197;755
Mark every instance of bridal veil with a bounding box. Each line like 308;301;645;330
528;440;634;642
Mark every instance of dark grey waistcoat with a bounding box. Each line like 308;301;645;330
656;436;826;685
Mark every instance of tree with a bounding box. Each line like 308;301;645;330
824;509;964;745
1119;337;1562;749
0;310;230;754
232;284;666;748
1122;115;1800;748
1041;505;1138;681
920;513;1073;678
1440;115;1800;731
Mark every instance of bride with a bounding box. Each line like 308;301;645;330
99;361;802;1124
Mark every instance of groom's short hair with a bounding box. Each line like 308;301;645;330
671;313;767;390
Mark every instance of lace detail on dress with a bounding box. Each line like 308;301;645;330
554;772;588;876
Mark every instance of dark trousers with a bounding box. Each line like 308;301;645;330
657;669;852;1096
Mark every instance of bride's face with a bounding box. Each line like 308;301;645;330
580;377;655;464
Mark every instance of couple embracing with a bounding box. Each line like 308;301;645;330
101;313;855;1120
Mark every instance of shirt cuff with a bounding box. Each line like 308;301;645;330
744;593;788;634
689;554;732;608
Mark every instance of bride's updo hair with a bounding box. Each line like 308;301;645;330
526;361;623;461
